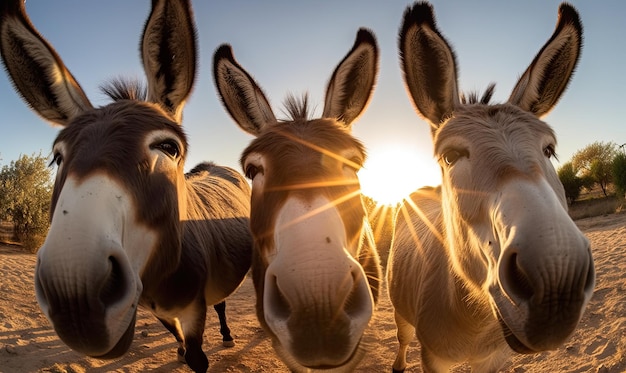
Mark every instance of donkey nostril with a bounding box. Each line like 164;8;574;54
503;253;534;301
266;275;290;321
34;260;51;311
583;252;595;295
344;269;372;320
99;256;127;306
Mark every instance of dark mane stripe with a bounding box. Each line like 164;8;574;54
461;83;496;105
100;78;148;102
281;93;311;121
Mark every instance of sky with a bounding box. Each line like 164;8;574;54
1;0;625;201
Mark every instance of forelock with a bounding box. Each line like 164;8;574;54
100;78;148;102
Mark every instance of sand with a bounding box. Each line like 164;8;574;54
0;213;624;373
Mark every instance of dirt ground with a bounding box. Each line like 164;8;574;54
0;213;625;372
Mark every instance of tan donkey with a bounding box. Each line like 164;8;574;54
388;2;595;372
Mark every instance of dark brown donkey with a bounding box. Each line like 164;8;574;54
213;29;382;372
0;1;252;372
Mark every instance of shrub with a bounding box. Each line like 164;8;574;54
558;162;583;205
0;153;52;251
612;152;626;198
571;141;617;197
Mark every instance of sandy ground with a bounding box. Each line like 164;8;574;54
0;213;624;373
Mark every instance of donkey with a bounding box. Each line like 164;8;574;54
387;2;595;372
213;28;382;372
0;1;252;372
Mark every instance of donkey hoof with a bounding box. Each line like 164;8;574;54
222;339;235;348
177;347;186;363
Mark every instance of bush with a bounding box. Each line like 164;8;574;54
612;152;626;198
571;141;617;197
0;153;53;250
558;162;583;205
21;232;47;253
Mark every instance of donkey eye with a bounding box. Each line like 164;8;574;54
441;149;467;166
245;164;263;180
543;144;557;159
345;156;363;171
153;140;180;158
49;152;63;167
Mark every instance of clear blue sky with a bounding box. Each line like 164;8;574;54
1;0;624;190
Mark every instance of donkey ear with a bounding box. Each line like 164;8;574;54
322;28;379;128
141;0;197;123
398;2;460;135
508;3;582;117
0;0;92;127
213;44;276;136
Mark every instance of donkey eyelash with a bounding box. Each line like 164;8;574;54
245;164;263;179
48;153;62;168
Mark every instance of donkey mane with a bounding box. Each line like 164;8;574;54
460;83;496;105
187;161;248;189
281;93;312;121
100;78;148;102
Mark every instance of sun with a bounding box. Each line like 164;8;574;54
358;146;440;206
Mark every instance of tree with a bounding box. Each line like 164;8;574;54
557;162;583;205
362;195;397;269
571;141;617;197
613;152;626;199
0;153;53;251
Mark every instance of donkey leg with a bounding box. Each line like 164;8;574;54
421;347;455;373
392;311;414;373
181;301;209;373
213;301;235;347
469;346;510;373
157;317;186;362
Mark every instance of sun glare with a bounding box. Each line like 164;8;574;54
358;146;440;206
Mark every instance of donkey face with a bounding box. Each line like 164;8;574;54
0;0;195;358
399;2;594;354
214;29;381;371
42;101;188;357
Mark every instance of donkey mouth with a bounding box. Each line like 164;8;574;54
275;336;367;372
92;312;137;359
305;341;365;371
497;313;535;354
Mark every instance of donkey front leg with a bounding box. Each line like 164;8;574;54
180;300;209;373
157;317;186;362
392;311;415;373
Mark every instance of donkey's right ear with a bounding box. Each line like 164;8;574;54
213;44;276;136
0;0;92;127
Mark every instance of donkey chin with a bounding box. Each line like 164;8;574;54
57;312;138;359
34;254;143;359
271;334;369;373
489;286;589;354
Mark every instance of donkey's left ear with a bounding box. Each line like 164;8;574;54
141;0;197;123
508;3;582;118
323;28;379;128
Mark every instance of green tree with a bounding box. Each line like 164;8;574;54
613;152;626;198
571;141;617;197
557;162;583;205
0;153;53;251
